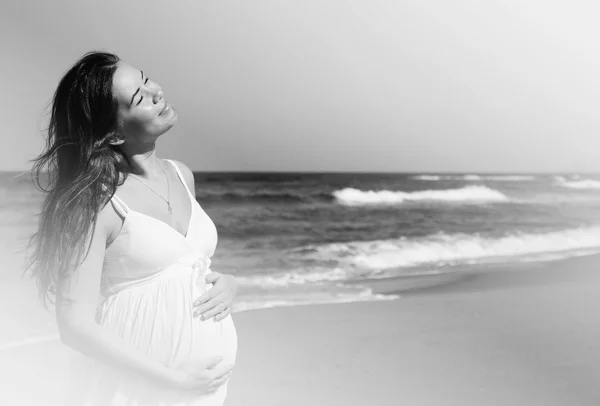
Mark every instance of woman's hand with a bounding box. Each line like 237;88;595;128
168;356;234;394
193;272;238;321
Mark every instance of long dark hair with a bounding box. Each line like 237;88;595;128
25;50;129;307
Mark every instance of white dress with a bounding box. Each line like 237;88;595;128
64;160;238;406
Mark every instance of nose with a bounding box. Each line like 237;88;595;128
152;88;164;104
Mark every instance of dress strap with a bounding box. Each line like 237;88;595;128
165;159;193;197
110;194;130;218
99;183;129;218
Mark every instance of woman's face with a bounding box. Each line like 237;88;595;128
112;61;178;143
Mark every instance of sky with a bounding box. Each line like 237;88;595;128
2;0;600;173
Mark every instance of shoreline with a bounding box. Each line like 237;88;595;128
1;252;598;349
225;253;600;405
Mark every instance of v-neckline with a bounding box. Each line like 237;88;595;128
110;159;195;241
127;202;194;240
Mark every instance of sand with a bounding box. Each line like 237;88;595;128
3;254;600;405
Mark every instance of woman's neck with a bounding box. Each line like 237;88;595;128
121;141;164;179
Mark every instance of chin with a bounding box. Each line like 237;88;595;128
166;111;178;125
154;125;174;140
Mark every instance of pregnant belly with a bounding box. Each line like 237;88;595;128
98;262;238;370
62;261;239;404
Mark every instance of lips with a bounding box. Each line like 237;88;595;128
159;102;169;115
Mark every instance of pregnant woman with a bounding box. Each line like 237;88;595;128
25;51;238;405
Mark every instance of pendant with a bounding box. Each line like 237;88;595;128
168;203;173;214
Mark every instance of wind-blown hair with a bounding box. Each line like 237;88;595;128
24;51;129;307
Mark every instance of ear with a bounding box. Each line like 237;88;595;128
107;132;125;146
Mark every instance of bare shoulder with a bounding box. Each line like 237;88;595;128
168;159;196;198
98;198;123;242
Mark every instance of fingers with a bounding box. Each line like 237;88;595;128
198;301;230;321
211;363;234;380
194;288;219;308
188;371;231;395
178;356;223;376
194;299;231;321
184;363;234;394
206;370;232;392
194;293;225;319
214;306;232;322
205;272;221;284
200;374;230;394
191;362;232;381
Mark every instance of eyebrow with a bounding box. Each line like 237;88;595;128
129;70;144;107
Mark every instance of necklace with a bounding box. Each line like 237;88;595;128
129;166;172;214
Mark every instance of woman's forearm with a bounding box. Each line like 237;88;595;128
59;321;175;385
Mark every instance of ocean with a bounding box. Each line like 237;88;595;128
2;171;600;349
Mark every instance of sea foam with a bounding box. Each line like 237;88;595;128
333;186;509;205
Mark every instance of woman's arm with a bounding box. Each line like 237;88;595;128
56;205;177;384
171;159;239;321
56;204;231;391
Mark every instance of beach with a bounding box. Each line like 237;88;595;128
3;253;600;405
5;0;600;402
226;254;600;406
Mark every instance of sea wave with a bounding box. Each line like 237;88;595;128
413;174;535;181
234;288;399;312
235;226;600;289
332;186;509;206
554;176;600;190
237;267;352;286
413;175;442;181
485;175;536;181
297;226;600;272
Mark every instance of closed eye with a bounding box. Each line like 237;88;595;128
136;78;150;105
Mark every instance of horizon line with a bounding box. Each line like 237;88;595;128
2;169;600;176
